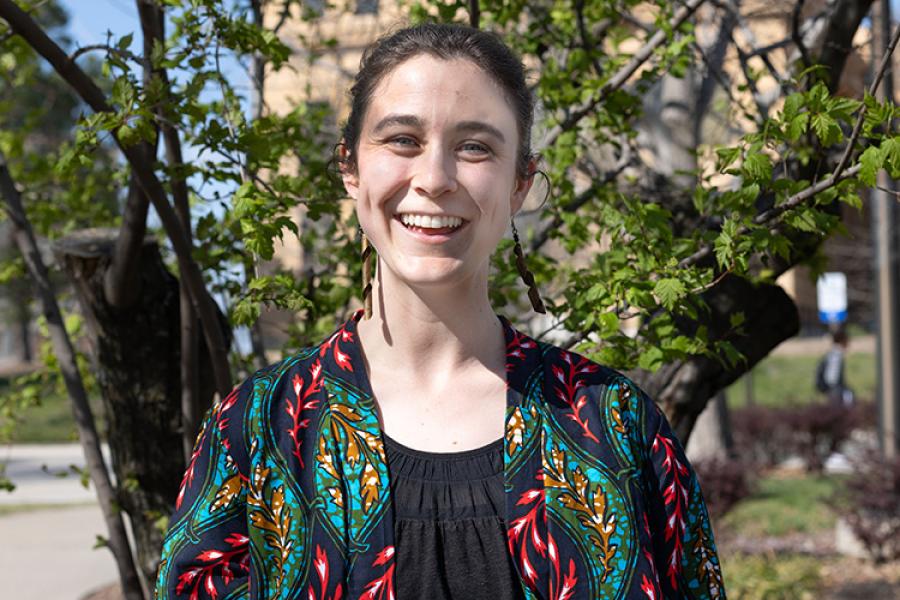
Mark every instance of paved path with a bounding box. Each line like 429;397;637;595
0;444;120;599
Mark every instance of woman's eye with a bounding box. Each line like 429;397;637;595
459;142;490;155
389;136;418;148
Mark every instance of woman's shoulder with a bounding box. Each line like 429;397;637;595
507;322;648;398
505;322;665;444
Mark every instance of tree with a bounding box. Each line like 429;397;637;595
1;0;897;597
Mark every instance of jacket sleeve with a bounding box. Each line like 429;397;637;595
155;383;251;600
640;391;726;599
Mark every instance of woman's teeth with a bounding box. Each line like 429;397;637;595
399;214;463;229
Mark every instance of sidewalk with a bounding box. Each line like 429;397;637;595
0;444;119;599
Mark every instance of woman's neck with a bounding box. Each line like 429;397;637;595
355;262;506;381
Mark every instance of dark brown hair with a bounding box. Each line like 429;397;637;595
340;23;535;178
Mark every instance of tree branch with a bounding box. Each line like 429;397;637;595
832;19;900;179
677;162;862;269
0;0;233;398
0;149;145;600
530;141;632;252
677;19;900;271
538;0;707;151
791;0;813;74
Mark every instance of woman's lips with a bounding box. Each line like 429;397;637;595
394;217;466;240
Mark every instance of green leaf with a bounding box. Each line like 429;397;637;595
811;113;841;146
782;93;804;120
715;146;741;170
743;152;773;183
637;347;664;371
653;278;687;311
598;311;619;337
787;112;809;142
117;33;134;52
858;145;882;186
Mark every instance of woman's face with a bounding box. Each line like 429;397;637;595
343;55;533;291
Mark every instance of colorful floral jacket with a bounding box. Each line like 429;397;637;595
156;312;725;599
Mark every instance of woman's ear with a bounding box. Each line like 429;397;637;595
338;142;359;200
510;158;537;216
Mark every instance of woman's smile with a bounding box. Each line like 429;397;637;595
394;213;469;243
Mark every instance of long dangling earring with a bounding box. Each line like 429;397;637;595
360;227;375;319
511;219;546;314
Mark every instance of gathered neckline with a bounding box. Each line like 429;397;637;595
382;431;503;461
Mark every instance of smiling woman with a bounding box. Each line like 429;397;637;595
155;23;725;600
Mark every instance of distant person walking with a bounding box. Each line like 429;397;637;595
816;329;855;407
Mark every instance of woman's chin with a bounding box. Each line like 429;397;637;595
383;257;476;289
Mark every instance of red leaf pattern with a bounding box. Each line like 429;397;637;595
506;330;537;372
176;421;207;511
286;360;323;468
652;432;690;589
507;471;547;591
550;351;601;443
174;533;249;599
358;545;395;600
547;532;578;600
307;545;344;600
320;327;354;371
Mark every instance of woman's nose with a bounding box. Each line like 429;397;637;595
411;146;458;198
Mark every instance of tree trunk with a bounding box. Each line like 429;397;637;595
686;391;734;463
53;228;222;586
632;276;800;443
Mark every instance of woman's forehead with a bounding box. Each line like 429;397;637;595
363;55;517;134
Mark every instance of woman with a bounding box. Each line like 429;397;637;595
156;23;725;600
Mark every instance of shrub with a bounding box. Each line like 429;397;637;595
786;403;856;472
731;405;795;468
731;402;874;472
838;449;900;563
693;458;754;519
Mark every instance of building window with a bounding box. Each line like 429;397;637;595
355;0;378;15
304;0;325;16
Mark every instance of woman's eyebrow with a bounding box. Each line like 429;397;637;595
371;115;506;144
455;121;506;143
372;114;423;134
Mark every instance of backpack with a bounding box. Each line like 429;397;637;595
814;355;829;393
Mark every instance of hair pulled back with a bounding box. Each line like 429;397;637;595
341;23;535;178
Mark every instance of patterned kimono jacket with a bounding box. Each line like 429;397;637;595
156;311;725;599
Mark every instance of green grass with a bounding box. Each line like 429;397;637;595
726;352;876;408
717;473;846;598
721;473;842;537
0;501;95;517
0;388;104;443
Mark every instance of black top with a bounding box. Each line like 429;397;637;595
383;433;527;600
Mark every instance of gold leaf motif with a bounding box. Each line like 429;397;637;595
328;401;384;514
506;407;525;457
211;474;241;512
316;437;339;480
572;467;589;497
246;465;294;591
542;444;619;583
360;462;379;513
344;433;361;467
331;403;362;422
611;407;627;435
592;486;608;519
